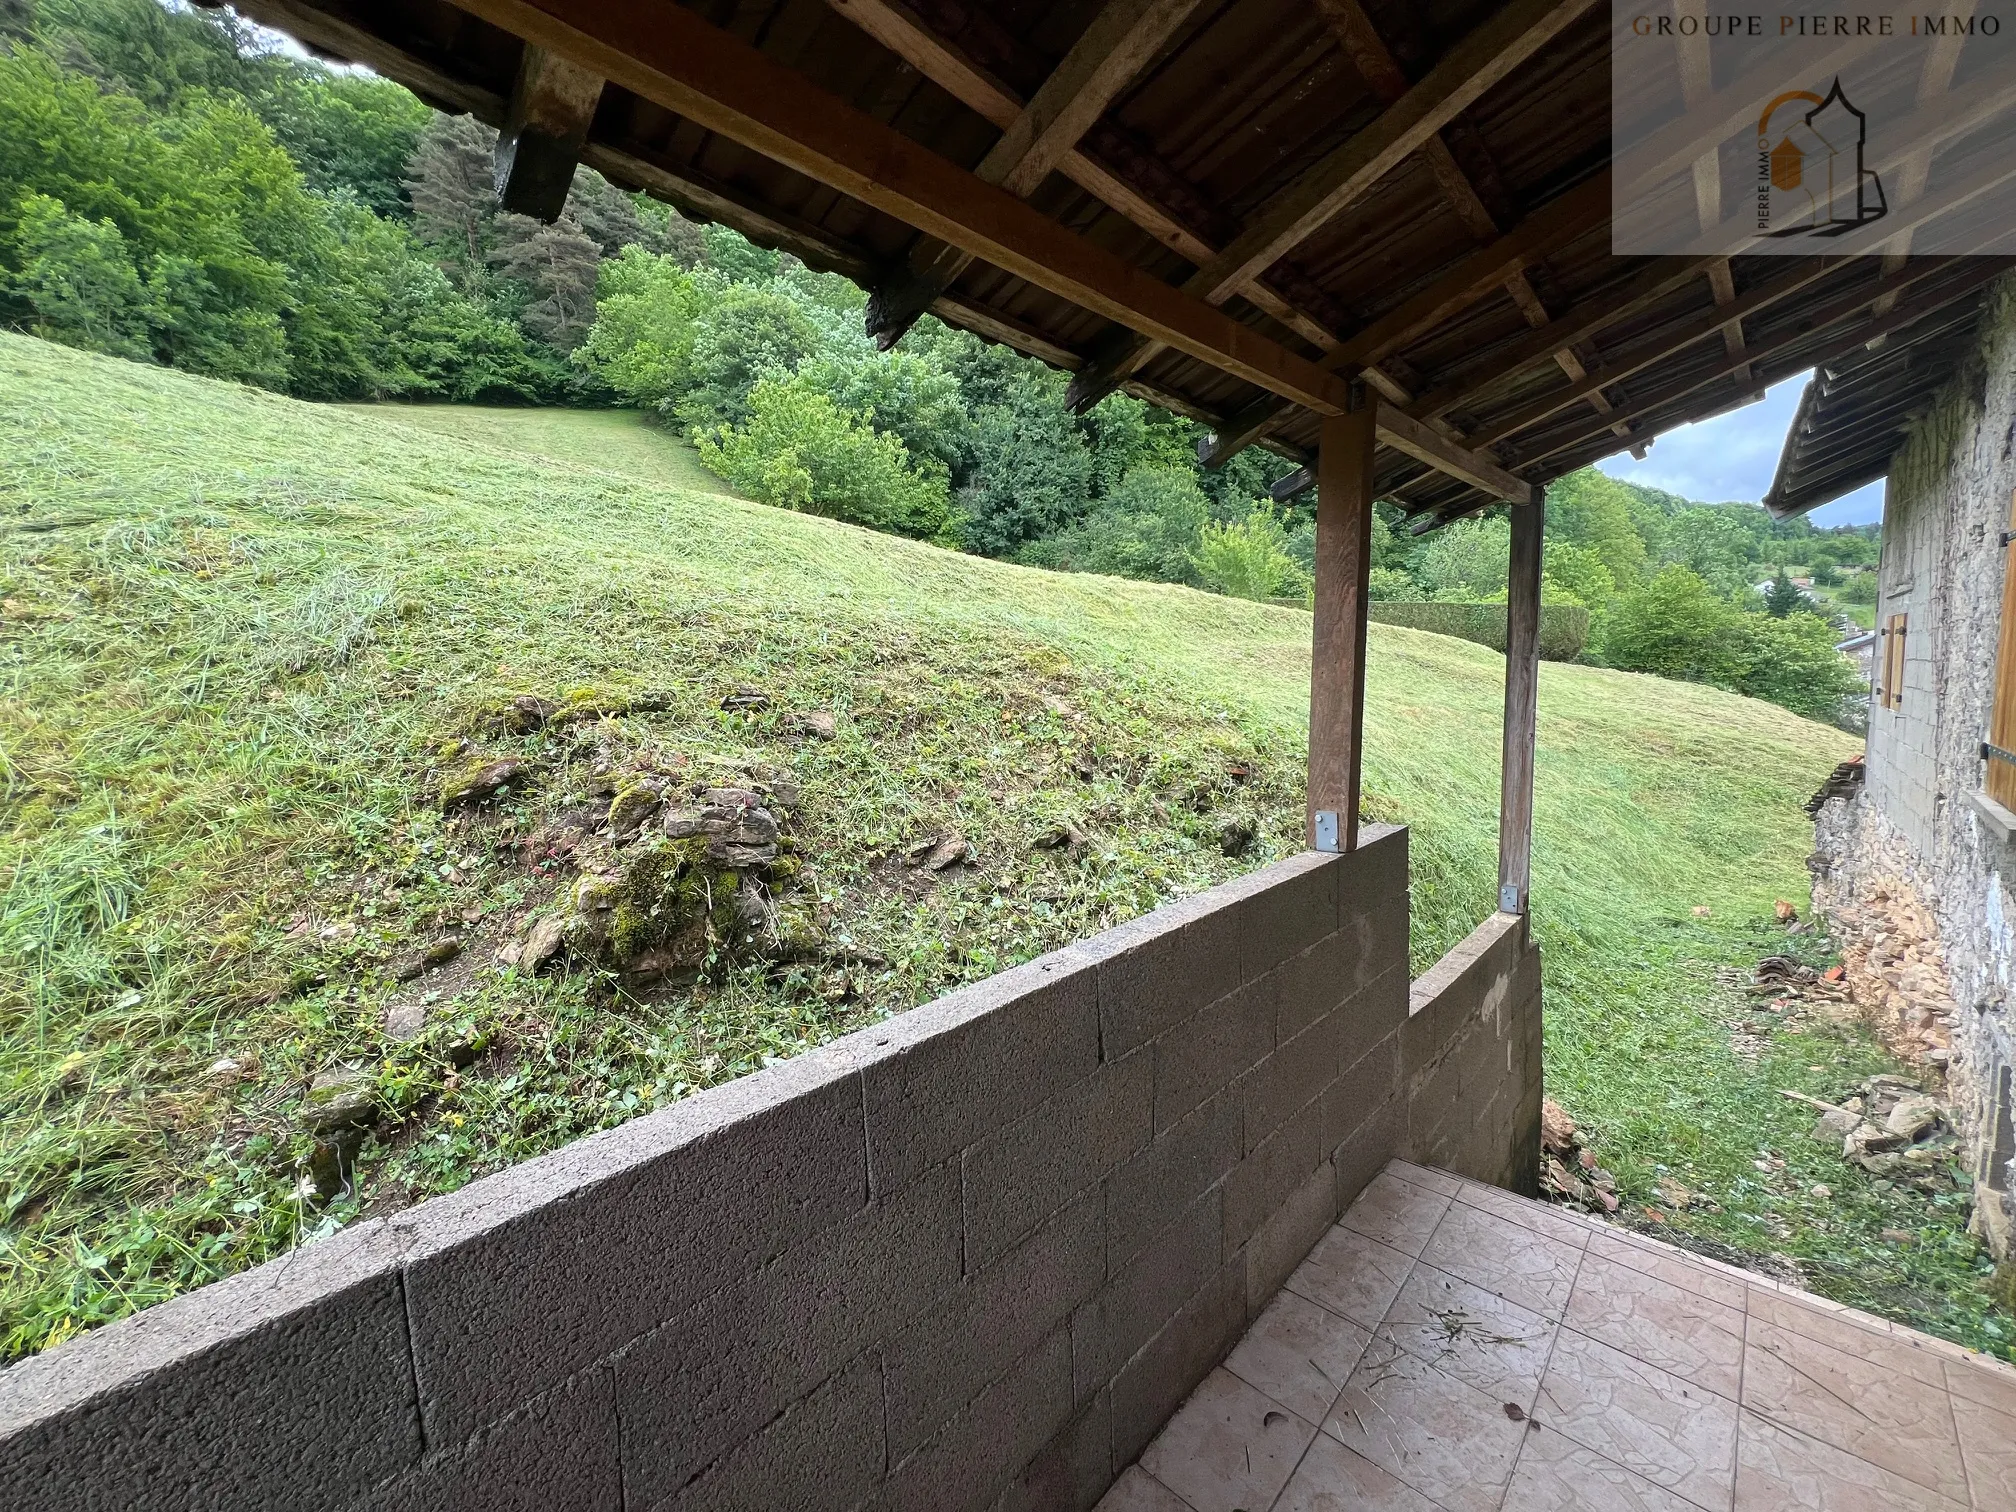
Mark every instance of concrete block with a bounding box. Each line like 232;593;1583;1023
1242;1011;1339;1155
1333;1097;1403;1211
1154;977;1274;1133
361;1368;620;1512
872;1329;1074;1512
1244;1159;1339;1313
399;1053;867;1446
863;949;1099;1198
0;1218;418;1512
1103;1090;1241;1270
1108;1261;1247;1468
1322;1034;1399;1156
882;1190;1103;1458
1222;1093;1325;1256
1094;893;1244;1061
1232;851;1340;981
1336;824;1409;926
615;1163;962;1507
1273;929;1352;1041
994;1388;1112;1512
963;1048;1153;1269
650;1354;885;1512
1072;1188;1222;1398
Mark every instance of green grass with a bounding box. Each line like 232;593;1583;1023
2;333;2003;1362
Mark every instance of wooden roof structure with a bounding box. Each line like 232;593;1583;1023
225;0;2011;531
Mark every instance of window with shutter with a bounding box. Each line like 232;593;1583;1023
1987;493;2016;806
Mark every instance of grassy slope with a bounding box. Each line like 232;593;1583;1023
2;334;2002;1361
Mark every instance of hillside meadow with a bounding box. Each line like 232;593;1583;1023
5;334;2002;1361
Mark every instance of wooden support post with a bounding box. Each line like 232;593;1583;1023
1309;398;1377;852
1498;498;1543;918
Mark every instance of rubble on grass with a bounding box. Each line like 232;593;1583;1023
1785;1074;1960;1190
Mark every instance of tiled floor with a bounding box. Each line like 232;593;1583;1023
1102;1159;2016;1512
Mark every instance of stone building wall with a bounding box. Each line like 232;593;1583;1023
1810;276;2016;1257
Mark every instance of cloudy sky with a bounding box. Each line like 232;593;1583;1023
1595;369;1883;527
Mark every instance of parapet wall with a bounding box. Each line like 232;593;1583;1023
0;824;1544;1512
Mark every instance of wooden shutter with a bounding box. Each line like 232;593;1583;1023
1879;612;1907;712
1988;492;2016;807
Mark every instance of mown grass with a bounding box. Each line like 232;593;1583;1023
2;332;2002;1363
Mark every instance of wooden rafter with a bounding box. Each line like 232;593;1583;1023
1873;1;1976;314
1199;170;1613;467
865;0;1208;346
1072;0;1600;409
1672;0;1747;382
1509;262;2010;467
494;43;604;220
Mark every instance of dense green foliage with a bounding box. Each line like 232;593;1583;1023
1366;601;1591;662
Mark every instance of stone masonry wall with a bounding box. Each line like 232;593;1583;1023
1811;275;2016;1258
0;826;1545;1512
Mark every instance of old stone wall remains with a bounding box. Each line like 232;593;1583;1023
1810;275;2016;1258
0;826;1544;1512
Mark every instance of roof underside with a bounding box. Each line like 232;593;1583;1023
235;0;2011;527
1764;288;1994;520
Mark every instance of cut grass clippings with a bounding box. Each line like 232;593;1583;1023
1;332;2001;1363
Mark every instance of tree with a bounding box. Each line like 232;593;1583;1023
1416;516;1509;601
1541;539;1616;608
570;246;704;408
1595;567;1747;686
489;212;602;351
405;112;495;275
677;281;823;430
1019;465;1210;585
1736;612;1863;723
1763;569;1805;618
1545;469;1647;587
694;373;951;538
10;193;154;358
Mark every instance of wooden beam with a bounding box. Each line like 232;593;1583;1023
453;0;1365;417
1498;498;1542;917
1194;0;1598;303
1874;2;1976;312
1197;171;1614;467
1470;258;1844;448
1512;262;2010;467
1404;254;1718;422
866;0;1205;346
1671;0;1748;381
1376;401;1532;504
1310;402;1377;852
494;43;604;220
1074;0;1599;408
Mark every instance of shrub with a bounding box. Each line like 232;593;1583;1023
1367;566;1417;601
1416;516;1508;600
1018;465;1209;585
675;281;821;431
1192;503;1310;602
694;373;950;538
1839;570;1878;604
1367;602;1591;662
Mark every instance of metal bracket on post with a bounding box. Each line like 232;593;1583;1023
1314;811;1341;853
1499;883;1522;914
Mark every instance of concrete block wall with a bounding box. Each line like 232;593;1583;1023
0;822;1544;1512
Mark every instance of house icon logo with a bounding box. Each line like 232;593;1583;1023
1757;78;1888;238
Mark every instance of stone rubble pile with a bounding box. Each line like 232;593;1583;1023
1797;1074;1958;1189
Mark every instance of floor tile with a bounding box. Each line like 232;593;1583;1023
1340;1170;1452;1257
1092;1465;1191;1512
1950;1394;2016;1510
1504;1423;1716;1512
1286;1223;1417;1331
1272;1433;1446;1511
1224;1289;1371;1425
1734;1412;1966;1511
1746;1286;1945;1388
1948;1354;2016;1416
1565;1253;1744;1400
1388;1159;1466;1198
1322;1335;1527;1512
1535;1327;1737;1509
1423;1200;1584;1319
1584;1230;1747;1311
1454;1183;1598;1251
1380;1263;1556;1405
1138;1367;1315;1512
1742;1318;1965;1503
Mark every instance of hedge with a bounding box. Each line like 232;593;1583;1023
1367;601;1590;661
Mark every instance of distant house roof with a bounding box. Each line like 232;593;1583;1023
1837;630;1877;653
1763;281;2000;519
